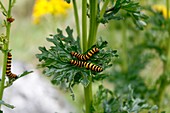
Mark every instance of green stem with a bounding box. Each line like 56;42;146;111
84;76;92;113
121;21;128;73
156;73;168;107
99;0;109;21
82;0;87;52
84;0;98;113
0;0;12;107
166;0;170;71
88;0;98;47
72;0;81;38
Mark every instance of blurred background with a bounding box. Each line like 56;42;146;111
0;0;170;113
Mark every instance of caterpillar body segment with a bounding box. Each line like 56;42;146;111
7;52;12;60
70;60;84;67
6;71;18;79
70;47;99;61
70;52;86;61
84;62;103;72
6;52;18;79
6;52;12;69
70;60;103;72
86;47;99;57
6;52;12;74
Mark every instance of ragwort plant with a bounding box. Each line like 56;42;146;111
106;1;170;112
92;85;158;113
36;0;156;113
0;0;32;112
32;0;71;24
142;1;170;109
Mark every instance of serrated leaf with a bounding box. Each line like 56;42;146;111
36;26;118;99
98;0;148;30
80;73;90;87
93;85;158;113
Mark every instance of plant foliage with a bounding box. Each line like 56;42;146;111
0;100;14;109
97;0;148;30
0;1;33;111
36;26;118;98
92;85;158;113
106;4;170;110
4;70;33;88
108;44;155;97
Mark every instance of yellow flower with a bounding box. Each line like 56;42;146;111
32;0;71;24
152;4;170;19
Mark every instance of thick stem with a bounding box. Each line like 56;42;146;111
88;0;98;47
72;0;81;38
82;0;87;52
84;76;92;113
0;0;12;108
84;0;98;113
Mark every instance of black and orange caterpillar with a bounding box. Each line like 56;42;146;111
70;47;99;61
6;52;18;79
70;60;103;72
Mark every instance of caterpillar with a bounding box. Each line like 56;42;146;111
70;47;99;61
70;60;103;72
6;52;18;79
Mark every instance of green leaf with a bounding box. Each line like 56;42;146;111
4;70;33;88
0;100;15;109
92;85;158;113
98;0;148;30
80;72;90;87
0;2;7;16
64;0;71;4
36;26;118;99
2;11;7;16
18;70;33;78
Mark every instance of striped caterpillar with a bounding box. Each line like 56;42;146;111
70;47;99;61
6;52;18;79
70;60;103;72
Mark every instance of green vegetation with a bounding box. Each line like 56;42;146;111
0;0;170;113
36;0;162;113
0;0;32;112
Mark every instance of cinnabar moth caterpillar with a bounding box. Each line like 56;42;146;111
70;60;103;72
71;47;99;60
6;52;18;79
